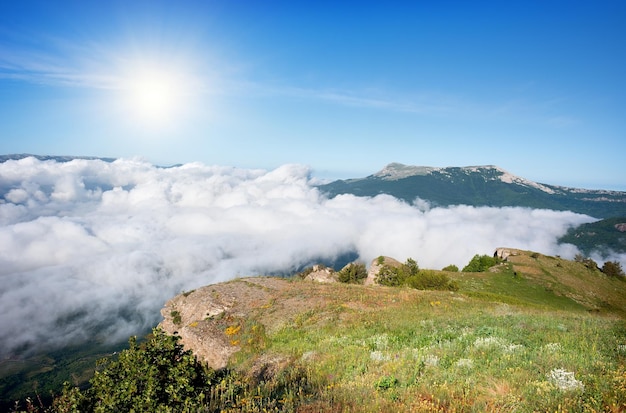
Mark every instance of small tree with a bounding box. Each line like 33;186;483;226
442;264;459;272
337;263;368;284
376;264;403;286
462;254;499;272
602;261;625;278
54;329;216;412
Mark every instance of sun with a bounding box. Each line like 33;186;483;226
120;62;191;127
130;70;176;119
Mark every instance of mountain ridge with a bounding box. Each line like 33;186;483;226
319;162;626;219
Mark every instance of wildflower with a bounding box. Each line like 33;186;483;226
370;350;390;362
225;325;241;336
543;342;562;352
455;358;474;369
474;336;505;349
371;333;389;350
503;343;524;353
548;368;584;391
424;354;439;367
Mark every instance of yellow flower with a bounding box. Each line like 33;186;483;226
225;324;241;336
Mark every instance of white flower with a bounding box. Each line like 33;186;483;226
543;343;562;352
370;351;389;362
474;336;505;349
548;368;584;391
503;344;524;353
424;354;439;367
368;333;389;350
455;358;474;368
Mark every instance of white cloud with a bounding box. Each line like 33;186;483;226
0;157;600;356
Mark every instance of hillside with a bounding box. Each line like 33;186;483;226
149;250;626;412
559;217;626;257
318;163;626;219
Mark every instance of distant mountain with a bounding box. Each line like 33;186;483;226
559;217;626;257
0;153;117;163
318;163;626;219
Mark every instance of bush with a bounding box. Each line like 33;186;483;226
376;264;404;287
376;258;419;287
376;259;458;291
462;254;499;272
337;263;368;284
53;329;216;412
442;264;459;272
602;260;625;278
406;270;458;291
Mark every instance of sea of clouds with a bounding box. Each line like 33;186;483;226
0;157;604;356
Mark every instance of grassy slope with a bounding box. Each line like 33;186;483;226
221;250;626;412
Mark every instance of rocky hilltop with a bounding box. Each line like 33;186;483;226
159;256;400;369
159;250;626;371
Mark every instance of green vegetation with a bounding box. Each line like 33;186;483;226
337;262;367;284
462;254;500;272
376;258;457;291
53;329;216;412
170;310;182;325
441;264;459;272
602;260;625;278
560;217;626;256
9;250;626;412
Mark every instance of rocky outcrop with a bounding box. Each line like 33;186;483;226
159;276;362;370
366;256;402;285
303;264;337;283
159;277;296;369
494;248;515;261
158;256;419;370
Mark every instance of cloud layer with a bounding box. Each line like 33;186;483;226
0;157;597;356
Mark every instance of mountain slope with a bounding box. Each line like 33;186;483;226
151;249;626;412
559;217;626;257
318;163;626;218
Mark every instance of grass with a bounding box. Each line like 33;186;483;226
219;250;626;412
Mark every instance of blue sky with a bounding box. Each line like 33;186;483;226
0;1;625;189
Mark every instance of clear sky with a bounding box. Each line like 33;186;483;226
0;1;624;189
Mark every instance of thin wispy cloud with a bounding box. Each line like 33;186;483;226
0;32;575;127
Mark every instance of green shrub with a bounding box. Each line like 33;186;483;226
442;264;459;272
462;254;499;272
53;329;216;412
376;259;457;291
406;270;458;291
602;260;625;277
376;264;403;286
170;310;182;325
376;258;418;287
337;263;368;284
374;375;398;391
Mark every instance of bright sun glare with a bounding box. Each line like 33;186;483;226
121;62;191;128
